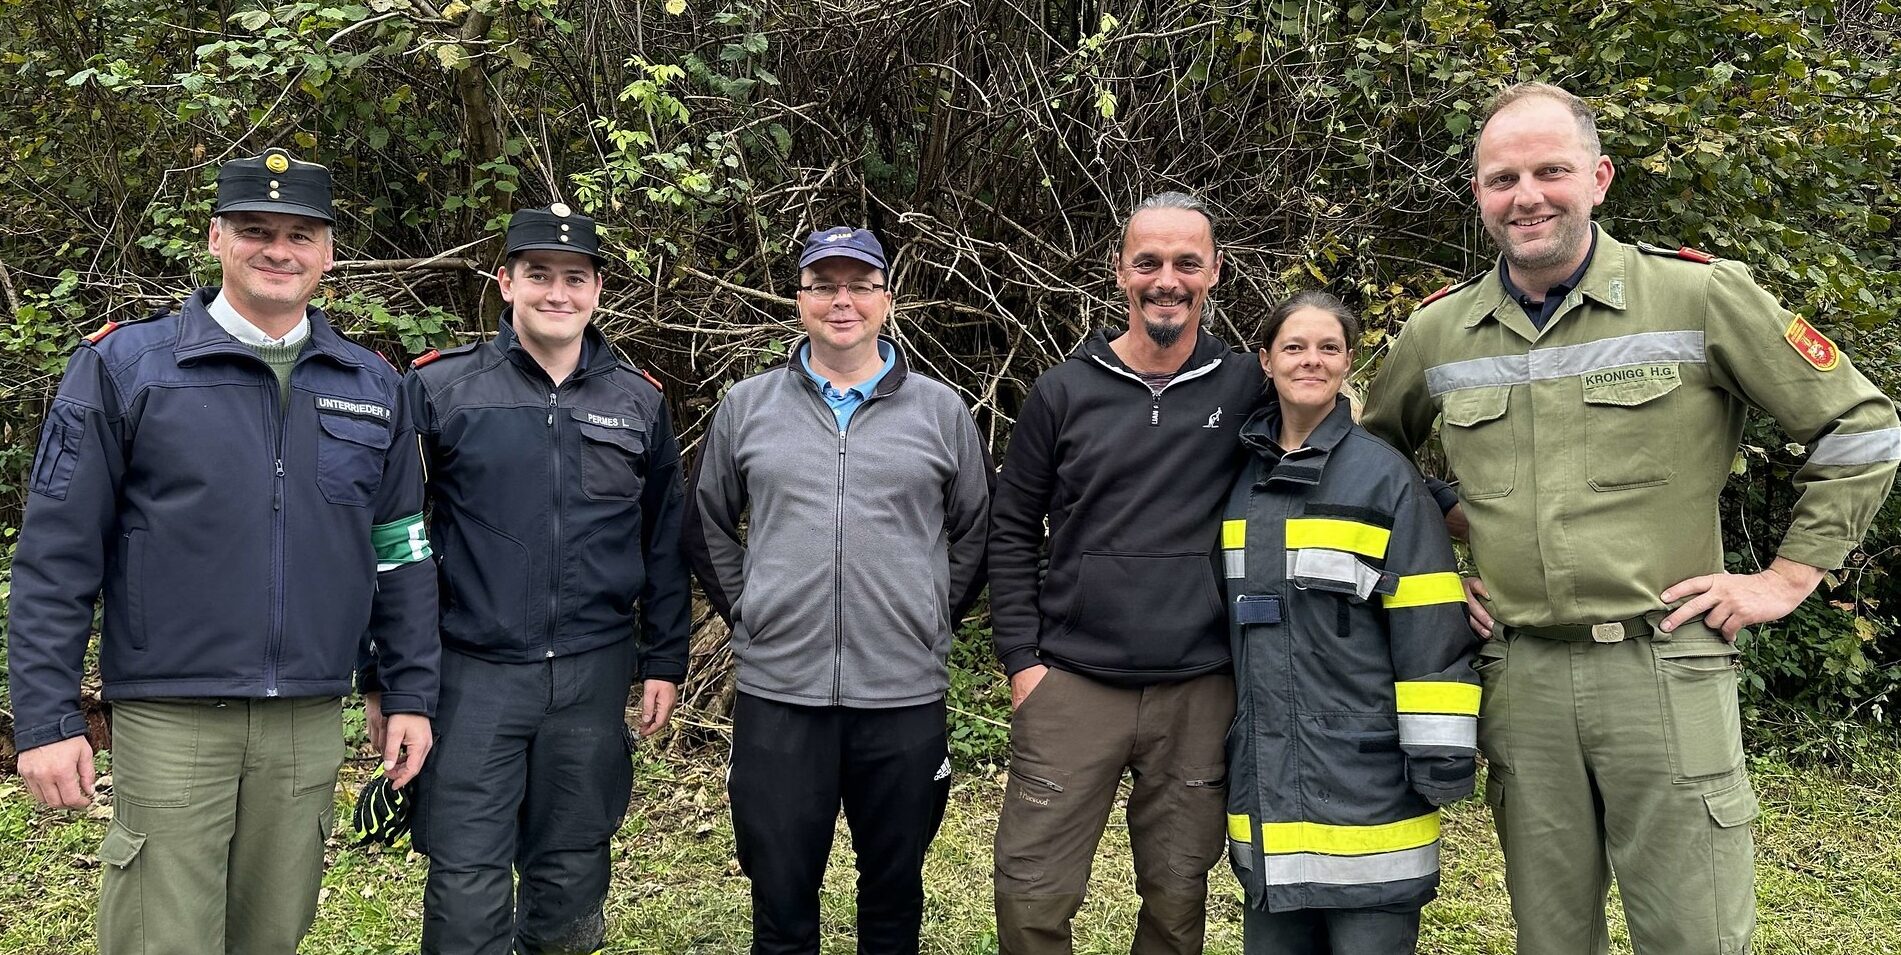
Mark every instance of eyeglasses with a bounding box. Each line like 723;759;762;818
798;282;887;299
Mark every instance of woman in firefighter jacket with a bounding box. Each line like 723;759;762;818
1221;292;1480;953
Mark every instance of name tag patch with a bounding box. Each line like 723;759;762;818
578;411;638;429
315;396;391;420
1580;363;1678;389
1234;595;1283;626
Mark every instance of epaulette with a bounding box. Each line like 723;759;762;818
625;362;664;393
1636;241;1717;264
1418;273;1485;309
81;309;164;345
411;342;480;368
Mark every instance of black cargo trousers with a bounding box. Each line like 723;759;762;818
416;639;637;955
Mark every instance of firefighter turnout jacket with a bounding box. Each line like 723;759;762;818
1221;395;1480;912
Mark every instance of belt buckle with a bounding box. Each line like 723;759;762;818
1591;622;1626;643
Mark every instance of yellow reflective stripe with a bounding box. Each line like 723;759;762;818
1222;519;1247;549
1228;813;1252;842
1284;518;1389;559
1381;572;1465;608
1260;812;1440;856
1395;681;1481;716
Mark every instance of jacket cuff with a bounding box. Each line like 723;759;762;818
375;692;431;718
16;711;92;751
357;665;384;695
1408;755;1476;806
639;663;687;685
1776;531;1853;572
1427;477;1461;515
999;645;1042;677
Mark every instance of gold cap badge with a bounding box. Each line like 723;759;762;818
264;151;291;174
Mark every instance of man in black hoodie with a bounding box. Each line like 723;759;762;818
989;192;1265;953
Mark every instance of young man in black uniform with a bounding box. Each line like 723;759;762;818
390;205;692;954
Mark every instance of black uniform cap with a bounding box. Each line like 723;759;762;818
213;148;335;223
505;203;606;265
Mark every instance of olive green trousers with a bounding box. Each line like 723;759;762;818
1477;617;1757;955
98;697;346;955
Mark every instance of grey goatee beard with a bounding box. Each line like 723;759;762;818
1144;316;1187;349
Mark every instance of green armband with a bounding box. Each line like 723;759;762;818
371;513;432;571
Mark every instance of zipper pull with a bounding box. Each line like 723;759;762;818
547;391;556;426
273;459;284;510
839;429;847;453
1150;396;1161;427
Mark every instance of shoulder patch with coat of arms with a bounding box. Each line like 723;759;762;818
1784;317;1840;371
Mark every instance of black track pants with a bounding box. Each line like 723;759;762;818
727;693;952;955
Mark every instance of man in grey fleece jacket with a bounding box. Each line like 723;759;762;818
684;226;991;955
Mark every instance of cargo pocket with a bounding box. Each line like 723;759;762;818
319;799;338;851
1166;762;1229;878
1473;639;1510;774
1483;769;1507;850
1655;640;1744;782
98;817;148;869
573;411;648;502
612;722;637;825
30;403;85;500
1582;368;1680;490
1704;778;1759;952
315;411;393;506
1439;386;1515;500
995;757;1072;887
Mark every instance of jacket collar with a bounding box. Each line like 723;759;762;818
1466;224;1630;337
1239;394;1355;487
782;335;911;399
1076;325;1231;375
172;287;365;368
490;309;617;383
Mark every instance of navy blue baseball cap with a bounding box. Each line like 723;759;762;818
798;227;886;271
505;203;605;264
214;148;335;223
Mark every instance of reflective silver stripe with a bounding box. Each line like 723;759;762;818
1260;841;1440;887
1225;550;1246;579
1426;331;1706;397
1285;548;1382;600
1809;427;1901;466
1530;331;1705;381
1229;838;1258;872
1398;714;1477;750
1426;354;1528;396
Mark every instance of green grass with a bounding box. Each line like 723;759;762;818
3;742;1898;954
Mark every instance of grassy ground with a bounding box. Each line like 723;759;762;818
3;741;1898;954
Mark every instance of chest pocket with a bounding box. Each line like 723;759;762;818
315;411;392;506
1581;365;1680;490
572;409;648;502
1439;386;1516;500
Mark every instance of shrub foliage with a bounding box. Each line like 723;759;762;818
2;0;1898;739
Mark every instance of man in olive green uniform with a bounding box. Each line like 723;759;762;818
1363;83;1900;955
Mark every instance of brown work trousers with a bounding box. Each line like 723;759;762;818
993;667;1235;955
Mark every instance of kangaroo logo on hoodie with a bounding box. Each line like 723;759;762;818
1203;407;1223;429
